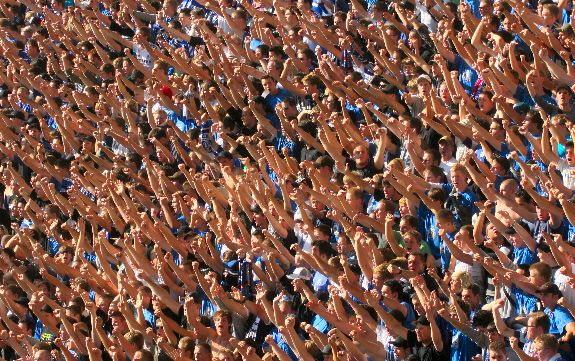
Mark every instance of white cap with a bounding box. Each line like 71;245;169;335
286;267;312;281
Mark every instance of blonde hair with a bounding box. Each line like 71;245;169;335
387;158;405;172
451;271;472;288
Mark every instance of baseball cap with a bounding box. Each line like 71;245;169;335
286;267;312;281
438;136;453;145
537;282;562;297
414;315;430;326
391;337;412;348
416;74;432;84
555;84;574;96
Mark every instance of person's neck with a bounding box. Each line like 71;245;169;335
454;184;467;193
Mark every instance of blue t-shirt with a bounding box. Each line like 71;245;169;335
449;325;481;361
453;55;478;95
311;314;330;334
312;271;330;294
512;285;538;317
265;88;292;117
546;305;575;337
512;246;539;265
268;328;298;361
418;202;440;259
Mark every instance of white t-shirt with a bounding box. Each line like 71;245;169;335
441;157;457;179
556;159;575;190
554;264;575;305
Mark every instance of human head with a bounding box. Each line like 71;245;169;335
534;334;559;361
194;343;212;361
488;340;507;361
461;283;482;310
526;312;550;341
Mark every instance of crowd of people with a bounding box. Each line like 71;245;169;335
2;0;575;360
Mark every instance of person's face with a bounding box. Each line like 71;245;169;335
500;181;517;198
450;170;467;190
437;141;452;160
27;127;41;140
34;350;51;361
526;317;542;341
241;107;256;127
372;274;385;291
374;201;388;220
384;183;399;200
153;112;167;126
479;2;493;17
461;289;478;308
60;250;72;264
439;83;451;103
336;237;351;254
538;292;558;309
353;146;369;166
310;197;325;212
556;89;572;108
415;324;431;343
478;94;494;113
385;27;399;41
261;78;277;94
346;192;362;211
567;146;575;166
17;87;28;102
399;203;410;217
194;346;211;361
423;170;441;184
541;7;557;26
536;206;550;221
417;80;432;96
214;316;229;335
82;139;95;153
303;81;318;95
403;235;419;253
454;229;469;246
162;0;177;15
51;138;64;154
408;255;422;273
280;101;298;118
489;350;507;361
490;160;505;176
399;219;411;234
313;228;328;242
486;223;500;241
381;285;397;299
489;122;505;141
534;342;554;361
422;151;436;167
111;315;125;330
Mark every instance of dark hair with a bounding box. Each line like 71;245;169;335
472;310;493;328
383;280;403;295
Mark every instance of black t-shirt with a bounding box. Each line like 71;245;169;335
420;125;441;151
348;160;378;178
407;329;449;361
